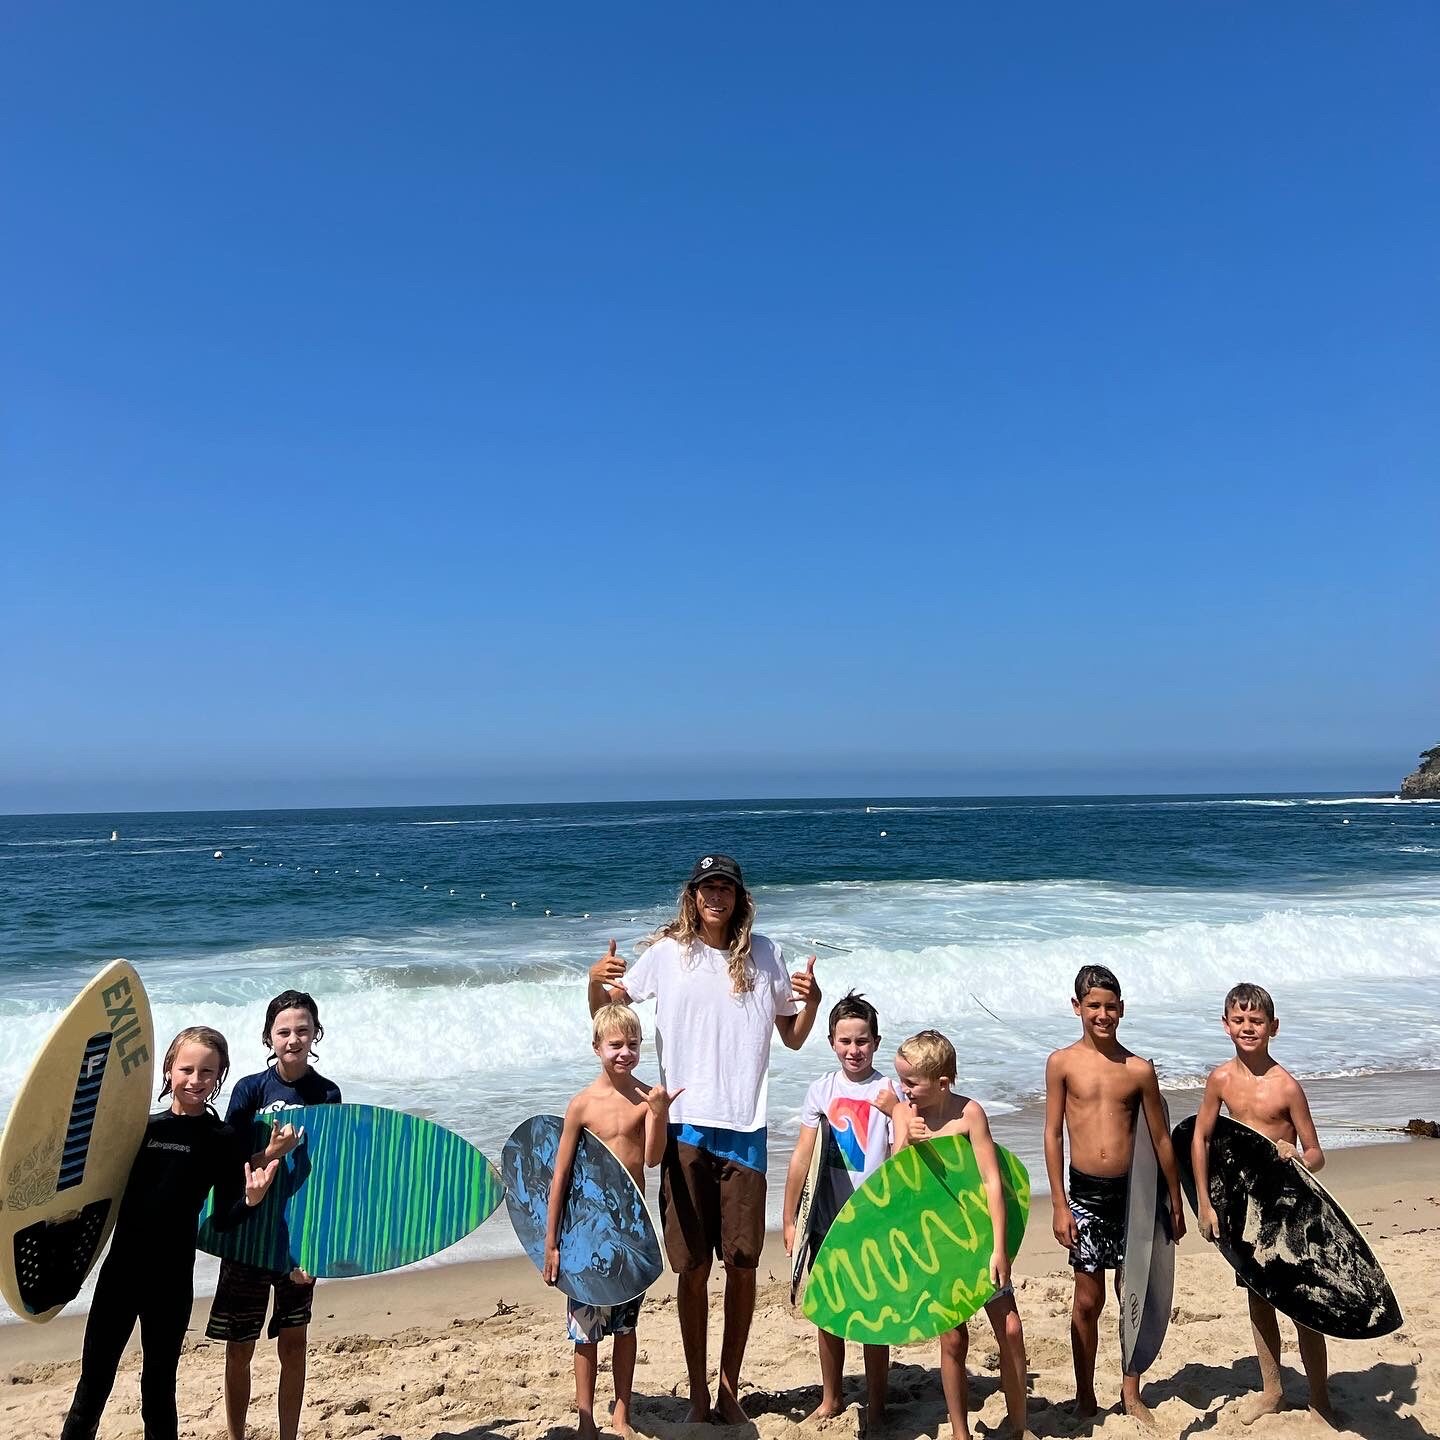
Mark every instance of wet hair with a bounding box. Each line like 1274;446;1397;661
828;991;880;1042
1224;982;1275;1022
263;989;324;1064
158;1026;230;1102
1074;964;1122;1001
639;873;758;995
592;1003;642;1046
896;1029;957;1082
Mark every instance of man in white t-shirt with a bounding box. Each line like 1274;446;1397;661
588;853;821;1424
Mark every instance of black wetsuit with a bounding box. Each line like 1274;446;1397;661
60;1107;252;1440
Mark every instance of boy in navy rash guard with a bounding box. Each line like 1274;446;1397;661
206;990;341;1440
61;1027;289;1440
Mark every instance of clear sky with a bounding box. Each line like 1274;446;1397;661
3;5;1436;812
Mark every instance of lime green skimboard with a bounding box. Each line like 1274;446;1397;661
802;1134;1030;1344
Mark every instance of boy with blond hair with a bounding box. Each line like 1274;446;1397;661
1193;983;1331;1425
545;1003;680;1440
1044;965;1186;1424
892;1030;1033;1440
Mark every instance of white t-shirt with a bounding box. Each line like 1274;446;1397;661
801;1070;896;1196
623;934;798;1132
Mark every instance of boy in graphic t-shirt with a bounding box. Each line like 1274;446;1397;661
783;992;896;1424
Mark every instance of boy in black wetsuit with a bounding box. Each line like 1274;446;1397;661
205;989;341;1440
61;1026;292;1440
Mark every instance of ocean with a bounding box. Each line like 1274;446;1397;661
4;794;1439;1311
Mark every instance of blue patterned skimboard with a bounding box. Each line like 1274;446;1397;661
197;1103;502;1278
502;1114;663;1308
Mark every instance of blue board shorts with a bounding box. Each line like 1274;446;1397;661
566;1294;642;1346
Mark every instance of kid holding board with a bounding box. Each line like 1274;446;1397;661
545;1003;681;1440
60;1027;294;1440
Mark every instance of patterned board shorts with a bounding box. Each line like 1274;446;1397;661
205;1259;315;1343
1067;1167;1127;1274
566;1294;642;1346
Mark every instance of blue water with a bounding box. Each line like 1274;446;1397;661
4;793;1439;1281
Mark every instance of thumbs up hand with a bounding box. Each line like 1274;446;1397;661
791;955;821;1008
590;938;627;989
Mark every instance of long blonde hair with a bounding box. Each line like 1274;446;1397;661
639;881;758;994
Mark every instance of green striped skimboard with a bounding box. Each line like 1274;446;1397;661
197;1103;502;1278
803;1134;1030;1344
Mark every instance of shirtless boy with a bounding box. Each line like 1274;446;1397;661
892;1030;1033;1440
1044;965;1185;1425
1192;983;1331;1426
544;1004;680;1440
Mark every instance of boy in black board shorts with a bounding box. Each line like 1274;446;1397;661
1192;983;1331;1426
206;990;342;1440
1043;965;1185;1425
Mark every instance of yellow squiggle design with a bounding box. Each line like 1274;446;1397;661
803;1136;1030;1344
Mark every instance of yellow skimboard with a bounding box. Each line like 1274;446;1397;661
0;960;154;1321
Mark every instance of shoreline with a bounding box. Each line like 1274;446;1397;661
4;1137;1435;1439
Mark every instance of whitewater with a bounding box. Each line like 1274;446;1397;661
3;793;1438;1303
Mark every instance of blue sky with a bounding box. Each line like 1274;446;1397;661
3;5;1436;812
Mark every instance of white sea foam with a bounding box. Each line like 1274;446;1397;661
3;872;1438;1306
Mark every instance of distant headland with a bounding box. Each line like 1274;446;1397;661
1400;745;1440;798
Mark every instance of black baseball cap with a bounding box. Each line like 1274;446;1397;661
688;853;744;889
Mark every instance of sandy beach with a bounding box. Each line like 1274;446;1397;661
3;1139;1434;1440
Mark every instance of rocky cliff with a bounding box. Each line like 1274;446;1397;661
1400;745;1440;798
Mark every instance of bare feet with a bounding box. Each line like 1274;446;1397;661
611;1400;635;1438
805;1400;847;1422
1123;1394;1157;1429
1308;1399;1337;1428
1065;1395;1100;1419
684;1394;712;1424
1237;1390;1285;1426
714;1390;749;1426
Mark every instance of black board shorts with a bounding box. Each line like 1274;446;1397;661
205;1258;314;1343
1068;1165;1127;1274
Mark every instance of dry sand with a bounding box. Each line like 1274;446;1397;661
2;1141;1435;1440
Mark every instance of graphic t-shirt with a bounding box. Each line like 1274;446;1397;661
801;1070;896;1201
225;1067;342;1129
624;934;797;1135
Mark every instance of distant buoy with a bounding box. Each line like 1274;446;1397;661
879;830;887;837
374;872;380;878
449;889;455;895
511;901;518;908
544;908;552;916
583;913;590;919
423;884;429;890
110;831;119;842
213;850;223;860
1342;819;1350;825
480;892;486;899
